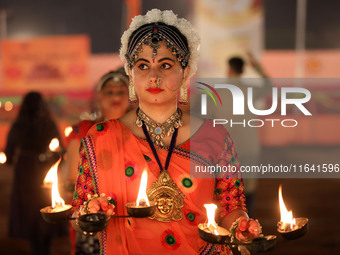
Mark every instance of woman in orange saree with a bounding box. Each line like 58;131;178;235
72;9;262;255
66;70;130;255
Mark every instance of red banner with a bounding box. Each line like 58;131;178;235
1;35;90;91
125;0;142;26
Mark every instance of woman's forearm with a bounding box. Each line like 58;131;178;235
221;208;248;230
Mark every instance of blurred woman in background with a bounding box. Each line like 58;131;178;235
65;70;131;255
5;91;65;255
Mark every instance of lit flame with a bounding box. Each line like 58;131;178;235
136;170;150;206
43;158;65;208
49;138;60;152
0;152;7;164
279;185;296;230
204;204;219;235
43;162;55;186
64;126;73;137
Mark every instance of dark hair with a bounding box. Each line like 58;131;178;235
228;57;245;75
10;91;61;152
16;91;52;123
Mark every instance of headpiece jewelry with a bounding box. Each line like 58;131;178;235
96;71;129;91
125;22;190;68
120;9;200;77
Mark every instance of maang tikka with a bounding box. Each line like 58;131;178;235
149;23;161;62
125;22;190;69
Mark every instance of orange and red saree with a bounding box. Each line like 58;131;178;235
72;119;246;255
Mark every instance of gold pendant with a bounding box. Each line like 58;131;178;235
147;170;185;222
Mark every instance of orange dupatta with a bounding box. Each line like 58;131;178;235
77;119;246;255
83;120;219;254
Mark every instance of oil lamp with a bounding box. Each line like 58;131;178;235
198;204;229;244
73;170;156;234
125;170;156;218
76;213;111;236
40;158;72;223
277;185;308;240
198;204;277;252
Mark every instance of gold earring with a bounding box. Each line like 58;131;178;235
179;80;188;105
129;79;137;104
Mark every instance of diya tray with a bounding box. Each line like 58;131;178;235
198;223;277;253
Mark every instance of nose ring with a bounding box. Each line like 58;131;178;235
156;77;161;87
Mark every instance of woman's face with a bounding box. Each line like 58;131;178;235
99;80;129;120
129;41;189;106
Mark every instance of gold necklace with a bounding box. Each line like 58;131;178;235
135;108;183;147
139;116;185;222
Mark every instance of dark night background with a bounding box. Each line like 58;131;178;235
0;0;339;53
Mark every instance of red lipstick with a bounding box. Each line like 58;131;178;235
147;88;164;94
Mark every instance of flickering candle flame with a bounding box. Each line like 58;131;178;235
0;152;7;164
279;185;296;231
64;126;73;137
204;204;219;235
43;158;66;209
49;138;60;152
43;159;58;186
136;170;150;206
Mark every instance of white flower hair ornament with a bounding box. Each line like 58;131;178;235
119;9;200;77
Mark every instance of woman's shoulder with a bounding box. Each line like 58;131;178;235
86;119;124;137
179;116;230;149
72;120;95;134
78;119;95;128
192;118;229;139
186;118;232;163
187;114;204;128
84;109;139;142
118;109;137;127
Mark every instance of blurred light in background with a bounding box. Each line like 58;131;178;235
4;101;13;111
0;152;7;164
49;138;60;152
64;126;73;137
10;31;38;38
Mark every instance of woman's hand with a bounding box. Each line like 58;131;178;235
234;216;262;242
87;196;115;216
